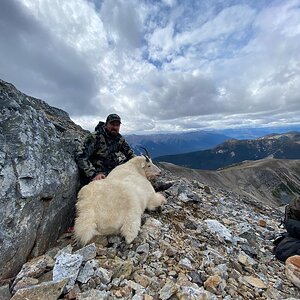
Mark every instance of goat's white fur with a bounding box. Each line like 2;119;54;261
74;156;166;245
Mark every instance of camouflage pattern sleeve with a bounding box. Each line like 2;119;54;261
76;134;101;180
288;196;300;220
120;138;136;160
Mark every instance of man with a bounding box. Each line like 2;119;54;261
273;196;300;261
76;113;135;184
284;196;300;239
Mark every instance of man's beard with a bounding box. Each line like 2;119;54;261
107;130;118;137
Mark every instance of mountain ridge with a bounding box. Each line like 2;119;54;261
125;131;231;158
155;131;300;170
124;127;300;159
160;158;300;208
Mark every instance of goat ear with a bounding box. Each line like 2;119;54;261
141;161;146;168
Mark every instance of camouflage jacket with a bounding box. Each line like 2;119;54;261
76;122;135;182
284;196;300;239
286;196;300;221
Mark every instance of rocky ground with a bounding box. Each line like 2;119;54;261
1;168;299;300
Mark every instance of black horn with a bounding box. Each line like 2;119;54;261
139;146;151;161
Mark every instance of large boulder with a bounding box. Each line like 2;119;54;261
0;79;88;280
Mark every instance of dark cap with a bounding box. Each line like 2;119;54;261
106;113;121;124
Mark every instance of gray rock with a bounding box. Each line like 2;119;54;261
94;266;113;284
140;217;162;240
136;243;150;254
159;279;178;300
75;243;97;262
178;185;201;203
125;279;145;292
178;285;212;299
77;260;99;284
204;185;211;194
188;271;203;285
13;277;39;293
53;252;83;291
184;219;199;230
204;219;233;243
10;278;68;300
54;244;73;259
0;284;11;300
12;255;51;286
212;264;228;280
0;79;87;280
178;258;193;270
108;235;122;244
76;288;110;300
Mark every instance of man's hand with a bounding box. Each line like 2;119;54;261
92;173;106;181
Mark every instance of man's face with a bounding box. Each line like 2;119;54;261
106;121;121;136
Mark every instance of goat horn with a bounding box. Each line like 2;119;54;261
139;146;151;158
142;154;150;162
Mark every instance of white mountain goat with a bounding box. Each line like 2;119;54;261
74;155;167;245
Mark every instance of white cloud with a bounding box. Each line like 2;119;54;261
0;0;300;133
175;4;255;49
148;22;175;61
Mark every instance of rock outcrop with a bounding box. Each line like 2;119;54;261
0;79;88;280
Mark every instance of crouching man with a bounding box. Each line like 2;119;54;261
273;196;300;261
76;113;171;191
76;114;135;184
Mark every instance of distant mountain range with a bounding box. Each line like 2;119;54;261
125;125;300;158
155;131;300;170
213;125;300;140
125;131;231;158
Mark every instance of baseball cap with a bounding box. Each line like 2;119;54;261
106;113;121;124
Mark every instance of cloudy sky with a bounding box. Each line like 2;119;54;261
1;0;300;134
